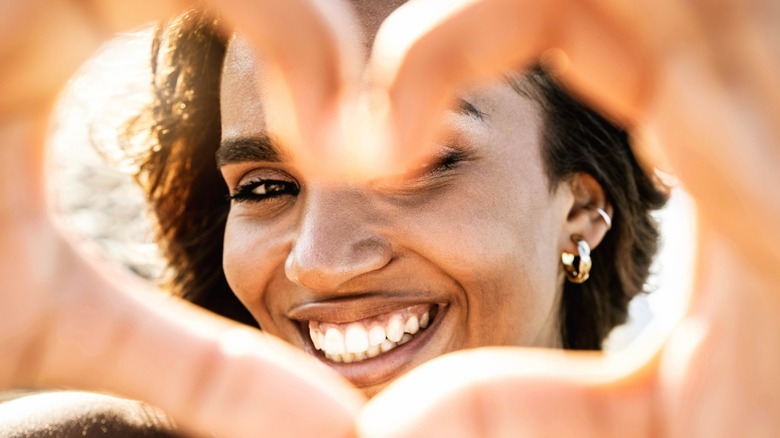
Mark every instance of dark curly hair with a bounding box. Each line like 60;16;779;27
125;9;667;350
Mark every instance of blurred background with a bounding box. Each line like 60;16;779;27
47;30;697;353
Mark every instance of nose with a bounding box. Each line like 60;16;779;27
285;187;392;292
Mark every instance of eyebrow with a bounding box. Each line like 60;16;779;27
216;134;284;167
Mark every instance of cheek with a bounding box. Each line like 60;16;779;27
463;192;562;344
222;215;289;320
390;168;564;346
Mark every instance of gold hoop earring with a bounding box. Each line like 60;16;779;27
561;236;592;284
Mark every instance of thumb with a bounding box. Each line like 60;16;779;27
358;348;655;437
21;235;364;438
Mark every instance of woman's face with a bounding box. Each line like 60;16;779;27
218;39;576;395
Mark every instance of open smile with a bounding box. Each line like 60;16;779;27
295;303;445;388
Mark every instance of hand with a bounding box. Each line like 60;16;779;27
0;1;365;437
357;0;780;436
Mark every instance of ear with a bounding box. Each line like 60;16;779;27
560;173;613;254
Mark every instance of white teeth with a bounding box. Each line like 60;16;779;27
404;315;419;335
324;328;345;355
387;317;404;342
345;325;369;354
420;312;430;329
368;325;386;346
307;304;436;363
379;339;396;353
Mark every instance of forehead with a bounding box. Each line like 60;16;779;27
220;37;267;139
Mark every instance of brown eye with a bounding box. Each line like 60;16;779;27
253;181;285;195
230;179;300;203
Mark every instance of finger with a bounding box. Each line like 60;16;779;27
366;0;686;173
214;0;365;175
13;235;364;438
0;0;362;176
627;0;780;277
72;0;190;33
358;348;656;437
639;54;780;278
368;0;556;172
0;0;193;117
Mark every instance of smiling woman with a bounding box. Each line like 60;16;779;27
0;0;670;433
125;5;667;399
4;0;779;435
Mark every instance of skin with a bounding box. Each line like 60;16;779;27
220;34;610;395
1;0;780;436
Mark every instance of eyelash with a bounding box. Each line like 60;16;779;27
229;178;300;203
418;148;468;177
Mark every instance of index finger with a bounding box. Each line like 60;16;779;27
215;0;365;173
367;0;674;172
16;240;365;438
